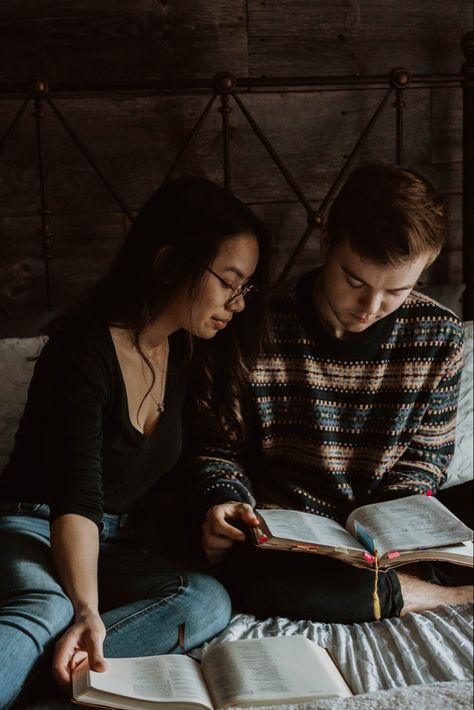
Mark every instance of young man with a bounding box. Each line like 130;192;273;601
189;162;472;623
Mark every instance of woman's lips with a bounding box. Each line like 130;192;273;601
211;317;230;329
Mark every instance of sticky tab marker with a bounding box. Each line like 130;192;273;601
425;490;433;496
258;534;268;543
387;551;400;559
364;552;375;563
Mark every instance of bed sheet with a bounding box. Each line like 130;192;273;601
198;603;473;695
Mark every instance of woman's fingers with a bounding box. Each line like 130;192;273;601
52;636;77;689
52;615;107;690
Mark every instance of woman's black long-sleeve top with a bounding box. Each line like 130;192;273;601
0;315;188;526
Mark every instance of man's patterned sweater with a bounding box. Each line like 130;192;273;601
191;270;464;525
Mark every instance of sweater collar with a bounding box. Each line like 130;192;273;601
294;268;398;357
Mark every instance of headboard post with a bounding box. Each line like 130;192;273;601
215;72;236;191
28;80;54;311
462;31;473;321
390;68;411;167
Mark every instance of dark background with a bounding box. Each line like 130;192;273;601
0;2;472;333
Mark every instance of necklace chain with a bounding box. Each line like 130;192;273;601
141;338;169;413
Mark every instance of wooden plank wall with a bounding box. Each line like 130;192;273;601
0;1;471;333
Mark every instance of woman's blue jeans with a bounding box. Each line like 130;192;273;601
0;505;231;709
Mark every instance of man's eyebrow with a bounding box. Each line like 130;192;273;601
342;266;415;291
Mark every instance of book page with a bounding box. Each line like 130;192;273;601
73;655;213;709
346;496;473;557
436;540;473;560
256;508;366;552
381;540;474;568
202;636;352;708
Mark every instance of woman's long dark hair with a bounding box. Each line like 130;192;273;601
81;176;272;432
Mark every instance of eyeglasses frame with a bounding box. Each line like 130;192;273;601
205;266;257;306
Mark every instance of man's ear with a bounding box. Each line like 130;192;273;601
319;229;330;260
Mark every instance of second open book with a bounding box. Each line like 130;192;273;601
251;495;473;570
72;635;353;709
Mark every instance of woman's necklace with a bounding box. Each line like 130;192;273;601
141;338;169;414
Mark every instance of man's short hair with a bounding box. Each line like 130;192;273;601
325;162;447;264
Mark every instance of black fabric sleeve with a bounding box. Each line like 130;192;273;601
33;331;110;526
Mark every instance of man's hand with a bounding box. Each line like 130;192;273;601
203;501;259;565
52;609;107;690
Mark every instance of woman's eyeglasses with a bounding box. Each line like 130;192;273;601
205;267;257;306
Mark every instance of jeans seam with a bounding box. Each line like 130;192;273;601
104;573;187;637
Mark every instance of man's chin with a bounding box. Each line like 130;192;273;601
342;317;376;333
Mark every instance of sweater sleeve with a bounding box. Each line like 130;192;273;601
186;408;256;520
372;334;464;502
33;331;110;526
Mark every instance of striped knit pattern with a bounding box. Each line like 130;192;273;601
192;272;464;524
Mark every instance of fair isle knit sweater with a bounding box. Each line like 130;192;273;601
191;269;464;525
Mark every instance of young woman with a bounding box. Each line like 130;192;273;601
0;176;271;708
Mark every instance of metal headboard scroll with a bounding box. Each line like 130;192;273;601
0;31;472;320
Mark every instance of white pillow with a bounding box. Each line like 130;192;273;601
0;336;48;473
443;320;473;488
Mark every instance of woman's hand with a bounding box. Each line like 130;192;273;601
202;501;259;565
52;609;107;690
50;514;105;691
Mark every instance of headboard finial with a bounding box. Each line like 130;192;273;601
214;72;236;94
26;80;49;98
308;211;324;229
389;68;411;90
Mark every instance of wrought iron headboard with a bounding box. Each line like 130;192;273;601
0;31;472;321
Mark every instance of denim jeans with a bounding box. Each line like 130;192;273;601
0;504;231;709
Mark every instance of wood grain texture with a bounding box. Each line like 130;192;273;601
248;0;471;75
0;1;469;329
0;212;124;319
431;88;463;164
0;1;248;81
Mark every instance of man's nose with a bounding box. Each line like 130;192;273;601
358;289;382;314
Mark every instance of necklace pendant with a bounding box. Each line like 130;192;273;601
156;402;165;413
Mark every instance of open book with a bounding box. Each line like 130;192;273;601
72;636;352;710
251;495;473;570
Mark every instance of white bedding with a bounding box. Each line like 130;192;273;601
23;605;473;709
199;604;473;694
230;680;473;710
